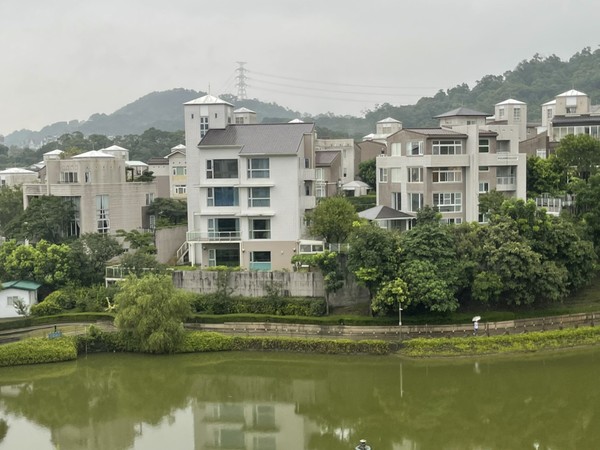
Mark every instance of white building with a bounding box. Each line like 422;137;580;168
0;280;41;318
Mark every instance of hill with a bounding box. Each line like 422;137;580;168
6;46;600;146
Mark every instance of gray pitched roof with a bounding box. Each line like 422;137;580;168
316;151;339;166
434;107;490;118
552;115;600;126
404;128;467;138
200;123;315;155
359;205;415;221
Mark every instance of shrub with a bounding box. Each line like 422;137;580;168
30;299;62;317
191;295;326;316
0;337;77;367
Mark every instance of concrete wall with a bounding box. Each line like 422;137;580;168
155;225;187;264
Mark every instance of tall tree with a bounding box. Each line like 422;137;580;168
305;197;358;244
555;134;600;181
13;196;76;244
0;186;23;236
358;159;376;189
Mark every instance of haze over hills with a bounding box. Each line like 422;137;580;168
6;47;600;147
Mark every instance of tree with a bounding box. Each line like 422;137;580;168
148;197;187;226
305;197;358;244
312;251;344;315
114;274;192;354
0;186;23;236
358;159;376;189
13;196;76;244
117;229;156;254
69;233;124;285
372;277;409;317
555;133;600;181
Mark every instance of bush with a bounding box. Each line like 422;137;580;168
30;299;63;317
230;336;391;355
191;294;326;316
0;337;78;367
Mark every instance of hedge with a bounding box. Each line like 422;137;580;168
188;313;396;326
192;295;327;317
0;337;78;367
401;326;600;357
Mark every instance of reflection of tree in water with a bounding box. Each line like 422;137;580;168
0;419;8;443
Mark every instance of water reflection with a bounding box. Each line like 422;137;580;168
0;348;599;449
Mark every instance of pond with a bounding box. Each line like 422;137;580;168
0;347;599;449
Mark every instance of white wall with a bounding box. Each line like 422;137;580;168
0;288;37;318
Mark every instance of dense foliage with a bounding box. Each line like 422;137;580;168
192;294;326;316
305;196;358;244
0;337;77;367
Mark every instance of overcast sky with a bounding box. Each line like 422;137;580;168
1;0;598;136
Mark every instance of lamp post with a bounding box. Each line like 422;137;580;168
399;305;403;326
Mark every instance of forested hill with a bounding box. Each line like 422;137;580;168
6;47;600;146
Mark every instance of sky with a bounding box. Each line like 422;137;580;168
1;0;599;136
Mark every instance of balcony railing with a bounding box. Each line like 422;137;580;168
187;231;241;242
496;176;516;191
249;262;272;271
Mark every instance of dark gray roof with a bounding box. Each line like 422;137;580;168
433;107;490;118
316;151;339;166
404;128;467;138
359;205;415;221
147;157;167;165
552;115;600;126
200;123;315;155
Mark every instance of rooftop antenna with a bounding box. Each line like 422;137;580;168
235;61;248;100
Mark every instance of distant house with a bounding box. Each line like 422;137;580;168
0;280;42;318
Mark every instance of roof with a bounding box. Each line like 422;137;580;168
315;151;339;166
496;98;526;106
184;94;233;106
434;107;490;118
171;144;186;151
147;157;168;165
377;117;402;123
126;161;148;167
359;205;415;221
288;118;304;123
0;168;36;174
551;115;600;126
342;180;370;189
43;149;63;156
234;107;256;114
542;99;557;106
73;150;115;159
403;128;467;138
103;145;128;151
2;280;42;291
200;123;316;155
557;89;587;97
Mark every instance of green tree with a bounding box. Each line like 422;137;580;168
526;155;565;197
358;159;376;189
14;196;76;244
148;197;187;226
312;251;344;315
555;133;600;181
0;186;23;236
69;233;124;286
305;197;358;244
114;274;192;354
117;229;156;254
372;277;409;317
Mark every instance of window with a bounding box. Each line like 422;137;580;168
250;219;271;239
513;107;521;120
315;168;325;181
407;167;423;183
208;218;240;240
433;192;462;212
478;139;490;153
207;159;238;179
479;182;489;193
145;193;154;206
65;196;80;237
61;171;78;183
498;107;505;118
391;142;402;156
536;149;547;159
566;106;577;114
407;141;423;156
497;167;516;186
479;166;489;172
149;215;156;230
200;116;209;137
547;108;553;119
408;193;423;212
207;187;239;207
379;168;388;183
6;296;19;307
392;192;402;210
391;168;402;183
432;140;463;155
84;170;91;183
247;158;270;178
172;166;186;175
253;436;276;450
441;218;462;224
315;181;326;198
304;158;310;168
96;194;110;234
235;117;244;124
174;185;187;194
432;167;462;183
250;251;271;268
248;187;270;207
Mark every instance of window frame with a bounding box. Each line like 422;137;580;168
248;187;270;207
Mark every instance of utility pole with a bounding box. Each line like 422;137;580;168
235;61;248;100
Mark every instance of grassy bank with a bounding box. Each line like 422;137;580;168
0;337;77;367
400;326;600;357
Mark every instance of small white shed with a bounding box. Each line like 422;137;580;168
0;280;42;318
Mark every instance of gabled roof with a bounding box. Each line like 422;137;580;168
542;99;557;106
0;168;36;174
403;128;467;138
315;151;339;166
43;149;63;156
184;94;233;106
73;150;114;159
2;280;42;291
103;145;128;151
288;118;304;123
200;123;315;155
126;161;148;167
496;98;526;106
234;107;256;114
147;157;168;165
171;144;186;151
557;89;587;97
359;205;414;221
342;180;370;189
434;107;489;118
377;117;402;123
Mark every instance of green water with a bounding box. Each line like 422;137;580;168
0;348;599;450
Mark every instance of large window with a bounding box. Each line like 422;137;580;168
207;187;239;207
61;171;78;183
407;167;423;183
408;193;423;212
174;185;187;194
250;251;272;271
250;219;271;239
207;218;239;240
391;142;402;156
200;116;209;137
207;159;238;179
379;168;388;183
247;158;270;178
478;139;490;153
248;187;270;207
96;194;110;234
392;192;402;210
432;140;463;155
407;141;423;156
479;182;489;193
433;192;462;212
172;166;186;175
432;167;462;183
391;168;402;183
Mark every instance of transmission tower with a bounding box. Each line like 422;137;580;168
235;61;248;100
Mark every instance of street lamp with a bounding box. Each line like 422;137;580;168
399;305;403;326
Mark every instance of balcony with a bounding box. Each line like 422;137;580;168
249;262;272;271
302;168;315;180
186;231;241;242
496;177;516;191
301;195;316;209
